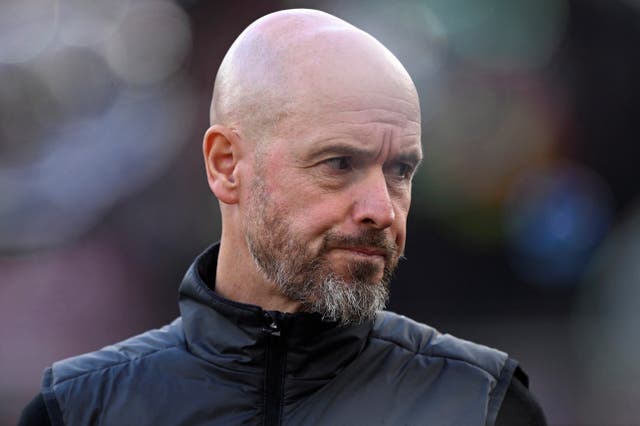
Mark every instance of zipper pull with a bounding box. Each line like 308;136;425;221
262;312;281;336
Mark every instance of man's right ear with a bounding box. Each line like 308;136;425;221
203;125;241;204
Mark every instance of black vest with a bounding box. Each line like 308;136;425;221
41;245;517;425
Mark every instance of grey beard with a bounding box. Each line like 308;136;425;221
246;225;392;326
276;267;390;326
244;176;397;326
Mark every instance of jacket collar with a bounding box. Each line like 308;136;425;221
178;243;373;380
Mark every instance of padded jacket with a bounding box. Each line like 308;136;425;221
41;244;518;425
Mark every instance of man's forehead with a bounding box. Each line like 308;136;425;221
276;107;422;161
279;91;421;138
310;92;420;121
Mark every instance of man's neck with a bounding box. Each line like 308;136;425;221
215;238;302;313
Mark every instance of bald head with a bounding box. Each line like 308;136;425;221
205;10;422;317
210;9;419;142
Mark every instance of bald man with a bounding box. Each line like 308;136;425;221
20;9;545;426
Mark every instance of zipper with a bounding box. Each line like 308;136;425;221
262;312;286;426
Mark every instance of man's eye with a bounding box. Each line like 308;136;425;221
324;157;352;171
388;163;413;179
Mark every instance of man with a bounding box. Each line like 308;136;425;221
20;9;546;426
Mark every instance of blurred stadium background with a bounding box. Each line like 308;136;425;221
1;0;640;424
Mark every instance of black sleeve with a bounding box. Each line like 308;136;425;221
495;368;547;426
17;393;53;426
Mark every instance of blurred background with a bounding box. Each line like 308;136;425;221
1;0;639;424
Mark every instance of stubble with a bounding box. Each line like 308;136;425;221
244;177;399;326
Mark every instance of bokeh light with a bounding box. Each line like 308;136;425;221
426;0;568;72
0;76;198;250
57;0;130;47
413;76;559;243
104;0;192;86
0;0;197;252
0;65;55;164
0;0;58;64
32;46;117;120
504;162;613;287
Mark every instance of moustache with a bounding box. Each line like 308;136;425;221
320;231;399;260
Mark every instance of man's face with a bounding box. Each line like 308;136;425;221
243;91;421;325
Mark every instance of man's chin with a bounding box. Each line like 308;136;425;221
329;261;386;286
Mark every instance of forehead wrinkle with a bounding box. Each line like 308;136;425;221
377;126;393;161
303;124;421;160
299;120;419;144
320;120;421;146
289;101;420;133
288;96;420;138
315;93;420;119
331;115;420;128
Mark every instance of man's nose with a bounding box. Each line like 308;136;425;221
352;170;395;229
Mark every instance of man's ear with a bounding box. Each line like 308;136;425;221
203;125;242;204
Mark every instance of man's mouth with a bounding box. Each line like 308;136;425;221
321;231;397;263
335;246;387;258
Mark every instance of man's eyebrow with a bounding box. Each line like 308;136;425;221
394;150;423;167
307;142;423;167
307;142;376;159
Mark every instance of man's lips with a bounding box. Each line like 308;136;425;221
334;246;387;258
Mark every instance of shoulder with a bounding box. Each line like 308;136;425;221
46;318;186;389
338;311;522;424
41;318;191;426
372;310;513;380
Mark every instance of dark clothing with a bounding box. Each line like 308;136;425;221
19;374;546;426
19;395;49;426
20;244;546;425
498;371;547;426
